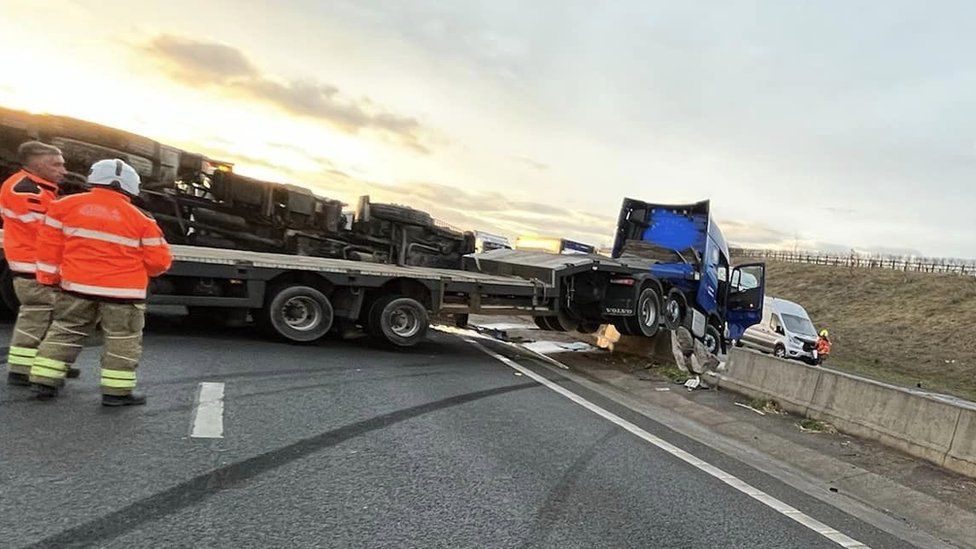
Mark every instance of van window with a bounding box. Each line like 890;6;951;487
770;314;783;332
782;313;817;337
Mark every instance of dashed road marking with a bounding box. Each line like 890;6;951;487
466;338;869;549
191;382;225;439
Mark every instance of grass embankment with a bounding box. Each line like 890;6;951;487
756;260;976;402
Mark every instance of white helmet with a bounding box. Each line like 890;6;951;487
87;159;140;197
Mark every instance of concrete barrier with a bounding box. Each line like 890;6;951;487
715;348;976;479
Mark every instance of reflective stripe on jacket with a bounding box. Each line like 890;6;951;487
0;170;58;273
35;188;173;299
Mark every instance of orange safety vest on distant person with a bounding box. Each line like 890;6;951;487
35;188;172;299
0;169;59;274
817;337;832;356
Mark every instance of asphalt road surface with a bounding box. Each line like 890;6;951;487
0;316;918;548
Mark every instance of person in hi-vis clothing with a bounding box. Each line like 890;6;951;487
0;141;78;386
30;159;172;405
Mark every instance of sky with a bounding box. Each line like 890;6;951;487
1;0;973;258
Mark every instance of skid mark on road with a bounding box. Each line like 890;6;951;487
24;381;537;549
467;339;870;549
519;427;620;548
148;358;460;388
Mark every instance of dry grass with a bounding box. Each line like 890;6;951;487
755;260;976;402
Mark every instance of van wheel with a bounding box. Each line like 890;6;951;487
703;325;721;355
663;290;687;330
263;285;334;343
774;344;787;359
624;286;661;338
369;295;429;347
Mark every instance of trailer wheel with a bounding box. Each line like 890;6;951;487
538;315;564;332
663;290;687;331
453;313;469;328
264;285;334;343
533;316;550;330
369;295;429;347
703;325;722;355
576;320;601;334
624;286;661;338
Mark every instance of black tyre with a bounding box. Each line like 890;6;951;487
193;208;249;230
703;324;722;355
191;234;238;250
454;313;469;328
663;290;687;331
539;315;564;332
773;344;787;359
369;295;429;347
576;319;601;334
0;267;18;319
370;203;433;227
555;309;579;332
533;316;550;330
624;286;661;338
612;318;636;336
261;285;334;343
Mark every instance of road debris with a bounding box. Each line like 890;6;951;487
735;402;766;415
523;341;596;355
684;376;710;391
797;419;838;434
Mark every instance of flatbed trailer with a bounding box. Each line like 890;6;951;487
0;230;664;347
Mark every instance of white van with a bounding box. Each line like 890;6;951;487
738;297;820;363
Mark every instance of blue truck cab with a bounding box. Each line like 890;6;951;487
611;198;765;353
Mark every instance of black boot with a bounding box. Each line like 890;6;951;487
66;367;80;379
102;393;147;407
32;383;58;400
7;372;30;386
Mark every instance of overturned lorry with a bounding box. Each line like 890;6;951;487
0;106;474;274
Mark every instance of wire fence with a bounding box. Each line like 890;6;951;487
731;248;976;277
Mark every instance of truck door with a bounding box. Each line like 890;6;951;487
725;263;765;341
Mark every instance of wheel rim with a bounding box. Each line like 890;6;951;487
640;295;658;328
666;300;681;325
389;306;421;338
775;347;786;358
281;296;322;331
703;333;718;354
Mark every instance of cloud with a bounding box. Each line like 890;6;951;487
272;166;616;245
512;156;549;171
145;34;257;81
142;35;429;153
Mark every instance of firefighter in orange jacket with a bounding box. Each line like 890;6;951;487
30;159;172;405
816;329;832;364
0;141;79;386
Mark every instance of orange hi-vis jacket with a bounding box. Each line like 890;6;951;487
0;169;59;274
35;188;172;299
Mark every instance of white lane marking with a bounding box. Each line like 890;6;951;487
465;338;869;549
191;382;225;439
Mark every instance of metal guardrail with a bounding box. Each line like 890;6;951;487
732;248;976;277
